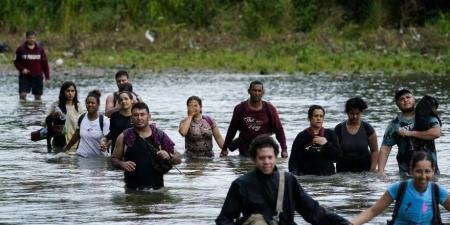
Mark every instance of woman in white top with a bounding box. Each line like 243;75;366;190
64;90;110;157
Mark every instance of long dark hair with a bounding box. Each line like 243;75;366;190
58;81;79;113
413;95;441;131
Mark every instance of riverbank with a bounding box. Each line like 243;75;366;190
1;26;449;76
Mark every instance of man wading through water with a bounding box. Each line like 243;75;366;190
216;135;351;225
14;30;50;101
111;102;181;190
221;81;288;158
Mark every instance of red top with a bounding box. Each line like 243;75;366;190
223;100;287;156
14;42;50;80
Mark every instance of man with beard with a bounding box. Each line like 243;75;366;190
378;87;441;177
220;80;288;158
111;102;181;190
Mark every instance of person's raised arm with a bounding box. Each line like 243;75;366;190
368;132;379;172
352;191;393;225
179;116;194;136
400;126;441;141
378;145;392;176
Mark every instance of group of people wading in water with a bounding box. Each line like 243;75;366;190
16;30;450;225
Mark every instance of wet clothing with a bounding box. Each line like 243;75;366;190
289;128;341;176
387;179;448;225
223;101;287;156
122;124;175;190
107;111;132;153
19;74;43;95
14;42;50;80
216;168;351;225
49;101;84;152
382;114;440;175
180;115;216;157
335;121;374;172
76;114;110;158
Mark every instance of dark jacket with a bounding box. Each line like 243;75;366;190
216;168;350;225
289;128;341;176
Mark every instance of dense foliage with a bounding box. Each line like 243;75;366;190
1;0;449;38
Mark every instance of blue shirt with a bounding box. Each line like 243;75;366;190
387;179;448;225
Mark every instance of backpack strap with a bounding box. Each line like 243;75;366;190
432;183;443;225
202;115;214;127
78;113;104;132
273;171;285;224
388;181;408;225
77;113;86;129
99;114;104;132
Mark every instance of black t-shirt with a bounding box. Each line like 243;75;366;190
108;111;132;153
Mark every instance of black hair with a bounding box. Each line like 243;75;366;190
58;81;79;112
308;105;325;119
249;135;279;160
413;95;442;131
132;102;150;114
115;70;129;80
119;82;133;92
86;90;101;105
409;151;435;170
248;80;264;91
26;30;36;37
118;91;133;100
345;97;368;113
186;96;202;107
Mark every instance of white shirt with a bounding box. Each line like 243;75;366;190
76;115;110;158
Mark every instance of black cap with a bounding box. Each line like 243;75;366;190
395;87;412;101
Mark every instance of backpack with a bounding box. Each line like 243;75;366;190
387;181;443;225
77;113;104;132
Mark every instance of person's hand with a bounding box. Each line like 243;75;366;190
220;149;229;157
187;107;198;117
281;151;288;158
100;138;108;152
121;161;136;172
398;127;411;137
22;68;30;74
313;136;327;145
44;78;49;86
157;150;170;160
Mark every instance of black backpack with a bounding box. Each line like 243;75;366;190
387;181;443;225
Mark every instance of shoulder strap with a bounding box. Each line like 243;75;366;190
99;114;104;132
273;171;285;224
263;101;273;130
432;183;443;225
77;113;86;128
202;115;214;127
389;181;408;225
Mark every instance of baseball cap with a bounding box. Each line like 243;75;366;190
395;87;412;101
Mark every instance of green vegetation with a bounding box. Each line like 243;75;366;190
0;0;449;75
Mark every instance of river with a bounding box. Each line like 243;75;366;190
0;71;449;224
